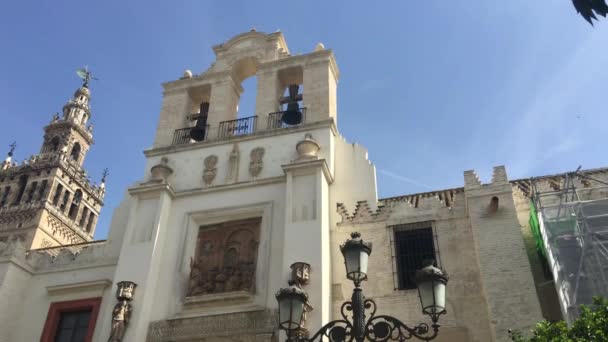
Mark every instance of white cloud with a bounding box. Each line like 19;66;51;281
378;169;434;190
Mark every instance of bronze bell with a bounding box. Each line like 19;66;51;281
281;85;302;125
190;102;209;141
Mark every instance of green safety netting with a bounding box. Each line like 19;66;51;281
529;200;547;257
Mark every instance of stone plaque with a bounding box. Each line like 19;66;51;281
188;217;261;296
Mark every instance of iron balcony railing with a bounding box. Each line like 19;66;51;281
172;125;209;145
218;115;257;139
267;107;307;130
171;109;308;146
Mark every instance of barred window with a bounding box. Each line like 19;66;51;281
393;223;438;290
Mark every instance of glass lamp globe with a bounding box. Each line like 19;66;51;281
415;260;449;322
340;232;372;284
276;281;309;331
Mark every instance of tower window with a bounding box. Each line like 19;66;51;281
52;184;64;206
60;191;71;212
70;143;81;162
38;180;48;201
393;224;438;290
85;213;96;233
79;207;89;227
25;181;38;203
0;187;10;207
49;136;61;152
13;175;28;205
68;190;82;220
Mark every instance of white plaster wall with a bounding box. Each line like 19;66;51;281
0;262;31;342
330;135;378;221
9;265;116;342
145;127;334;192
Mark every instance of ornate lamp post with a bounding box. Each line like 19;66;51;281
276;232;449;341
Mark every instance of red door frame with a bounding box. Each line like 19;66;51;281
40;297;102;342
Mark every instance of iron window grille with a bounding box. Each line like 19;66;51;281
392;222;440;290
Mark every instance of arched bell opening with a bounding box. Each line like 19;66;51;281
70;143;81;162
222;57;259;137
186;85;212;142
277;66;304;126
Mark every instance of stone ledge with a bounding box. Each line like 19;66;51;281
147;309;278;342
183;290;254;309
46;279;111;297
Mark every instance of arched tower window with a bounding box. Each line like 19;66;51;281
13;175;28;205
70;143;81;162
68;189;82;219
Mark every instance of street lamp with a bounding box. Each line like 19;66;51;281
276;232;449;341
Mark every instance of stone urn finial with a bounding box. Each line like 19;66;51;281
150;157;173;182
296;134;320;160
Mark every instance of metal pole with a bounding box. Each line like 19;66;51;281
351;284;366;342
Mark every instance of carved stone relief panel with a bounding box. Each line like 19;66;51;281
188;217;261;297
202;155;218;185
248;147;264;177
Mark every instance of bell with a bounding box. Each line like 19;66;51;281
282;102;302;125
281;85;302;125
190;102;209;141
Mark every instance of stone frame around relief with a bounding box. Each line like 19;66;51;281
177;202;274;315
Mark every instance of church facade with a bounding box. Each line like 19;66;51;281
0;31;606;342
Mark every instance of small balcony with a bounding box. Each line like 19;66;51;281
267;108;306;130
218;115;257;139
171;108;307;146
172;125;209;145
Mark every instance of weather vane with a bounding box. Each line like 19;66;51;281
101;168;109;182
76;65;99;87
8;141;16;157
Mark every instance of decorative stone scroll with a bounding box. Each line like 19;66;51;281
187;217;261;296
248;147;265;177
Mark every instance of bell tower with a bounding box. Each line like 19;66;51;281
0;74;105;249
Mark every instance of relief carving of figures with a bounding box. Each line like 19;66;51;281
187;218;261;297
108;301;132;342
248;147;265;177
202;155;218;185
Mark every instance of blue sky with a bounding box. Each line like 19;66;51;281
1;1;606;239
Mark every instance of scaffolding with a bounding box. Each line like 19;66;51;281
530;168;608;324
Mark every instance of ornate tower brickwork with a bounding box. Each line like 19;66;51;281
0;79;105;249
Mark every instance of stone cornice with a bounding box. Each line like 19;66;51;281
128;181;175;198
282;158;334;184
46;279;112;296
144;119;337;157
174;176;285;198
